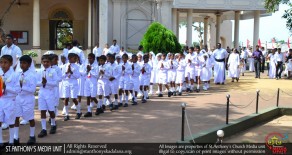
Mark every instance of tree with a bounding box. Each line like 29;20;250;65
140;22;181;54
265;0;292;30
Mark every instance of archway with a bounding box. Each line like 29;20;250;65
49;9;73;50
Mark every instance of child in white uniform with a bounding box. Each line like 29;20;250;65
14;55;37;145
137;53;144;98
200;54;212;90
148;52;156;95
157;53;171;97
119;54;132;107
185;47;196;92
140;54;152;103
61;53;81;121
175;53;186;96
130;54;141;105
83;53;99;117
155;53;162;94
50;54;62;116
108;54;122;110
0;55;20;145
74;56;86;110
168;53;178;96
37;55;58;138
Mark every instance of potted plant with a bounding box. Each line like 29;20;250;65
25;50;38;65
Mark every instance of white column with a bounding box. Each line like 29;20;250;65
215;13;221;44
32;0;40;49
253;10;260;49
187;9;193;47
99;0;108;50
172;8;177;35
203;16;209;46
176;10;180;37
88;0;92;50
161;1;172;29
234;11;240;49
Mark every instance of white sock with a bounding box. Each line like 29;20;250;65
125;96;128;104
30;127;35;137
77;104;81;113
134;96;137;102
51;118;56;126
179;86;182;92
119;95;123;103
9;128;14;144
14;127;19;139
98;100;102;108
176;86;179;91
197;85;200;89
87;106;91;112
190;85;194;90
114;99;118;105
144;91;148;100
0;127;2;143
41;119;46;130
103;98;107;105
150;85;153;92
65;106;69;116
108;97;112;104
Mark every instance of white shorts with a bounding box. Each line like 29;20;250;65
38;90;55;111
168;70;176;82
194;68;201;77
63;80;78;99
110;80;119;95
84;79;97;97
0;98;16;125
15;95;35;121
150;70;156;84
119;76;131;90
140;76;150;86
97;79;110;96
59;81;64;98
77;77;85;96
158;72;168;85
129;77;140;92
176;71;185;84
185;69;195;79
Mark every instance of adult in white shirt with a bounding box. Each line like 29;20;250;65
109;39;120;55
68;40;85;64
274;48;285;79
93;43;102;60
261;47;267;73
119;46;127;56
212;43;228;84
137;45;144;56
1;34;22;70
247;47;255;72
267;48;277;79
102;43;110;56
227;48;240;82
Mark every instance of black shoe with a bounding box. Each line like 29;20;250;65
75;113;82;119
64;115;70;121
146;96;149;99
27;136;36;145
173;92;177;96
95;108;101;115
84;112;92;117
118;103;123;107
168;92;172;97
14;138;20;146
113;105;119;110
186;88;190;92
221;83;224;85
132;97;135;103
142;99;147;103
132;102;138;105
141;96;144;101
109;104;114;111
196;89;200;93
158;94;163;97
50;126;57;134
123;103;128;107
102;105;106;111
171;92;173;95
178;92;182;96
38;129;47;138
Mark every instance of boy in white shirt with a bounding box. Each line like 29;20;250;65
37;55;58;138
130;55;141;105
61;53;81;121
0;55;20;146
84;53;99;117
185;47;196;92
140;54;152;103
119;54;132;107
50;54;62;117
175;53;186;96
168;53;178;96
157;53;171;97
14;55;37;145
108;54;122;110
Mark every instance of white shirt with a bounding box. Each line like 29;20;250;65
274;52;285;63
212;48;228;60
1;44;22;67
68;46;85;64
93;47;102;57
109;44;120;54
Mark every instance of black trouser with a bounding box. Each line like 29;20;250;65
261;59;265;72
267;62;270;75
254;60;261;78
276;62;283;78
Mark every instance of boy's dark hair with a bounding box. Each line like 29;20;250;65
99;55;107;61
132;54;137;59
122;53;128;59
72;40;78;46
50;54;58;60
189;47;194;51
88;53;95;58
1;55;13;63
68;53;77;58
108;54;115;59
19;55;32;64
42;54;51;61
161;53;167;57
143;54;149;60
138;45;143;51
195;45;200;50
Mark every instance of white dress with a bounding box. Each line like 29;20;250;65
228;53;240;78
248;51;255;71
268;53;276;79
200;58;212;81
212;48;228;83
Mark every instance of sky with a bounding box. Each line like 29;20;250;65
179;4;291;45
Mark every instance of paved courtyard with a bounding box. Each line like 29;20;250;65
2;71;292;143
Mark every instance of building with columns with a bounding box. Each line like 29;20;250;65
0;0;268;57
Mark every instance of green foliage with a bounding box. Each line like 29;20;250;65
24;51;38;57
265;0;292;30
140;22;181;54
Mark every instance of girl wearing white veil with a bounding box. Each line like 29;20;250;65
155;53;162;94
148;51;156;95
